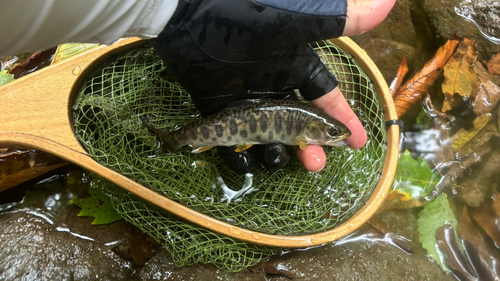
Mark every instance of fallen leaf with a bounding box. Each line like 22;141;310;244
367;216;415;254
471;62;500;116
394;37;460;118
388;150;441;202
417;193;459;272
472;193;500;246
428;141;491;201
436;225;478;281
456;149;500;207
455;123;498;158
0;149;67;192
390;56;409;98
0;70;14;86
485;53;500;75
52;43;98;65
112;225;161;266
451;114;492;153
458;207;500;281
9;47;56;79
248;255;294;278
70;184;122;225
492;183;500;216
378;197;423;212
442;38;478;112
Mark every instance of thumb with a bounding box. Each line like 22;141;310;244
343;0;396;36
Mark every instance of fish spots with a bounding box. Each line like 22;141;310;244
268;131;274;140
201;126;210;139
249;115;257;134
295;121;302;135
229;119;238;135
189;129;198;140
255;135;262;142
212;137;218;142
227;136;233;143
240;130;248;138
214;123;224;137
280;134;286;142
286;120;294;135
260;113;268;133
274;112;282;134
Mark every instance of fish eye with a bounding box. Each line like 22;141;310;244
328;128;340;137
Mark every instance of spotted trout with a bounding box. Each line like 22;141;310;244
143;99;351;153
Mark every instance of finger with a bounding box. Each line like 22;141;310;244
343;0;396;36
310;88;368;149
295;145;326;173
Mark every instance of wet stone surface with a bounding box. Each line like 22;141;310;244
0;174;453;280
419;0;500;58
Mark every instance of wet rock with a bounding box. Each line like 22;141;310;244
354;38;417;82
419;0;500;59
350;0;420;82
0;212;135;281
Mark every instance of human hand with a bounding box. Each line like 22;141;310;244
150;0;396;173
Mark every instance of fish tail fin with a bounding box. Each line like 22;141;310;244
141;117;178;153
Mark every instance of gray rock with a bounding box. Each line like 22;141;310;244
419;0;500;59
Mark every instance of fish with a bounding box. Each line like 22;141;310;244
142;99;351;153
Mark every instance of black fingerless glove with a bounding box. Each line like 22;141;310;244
150;0;347;173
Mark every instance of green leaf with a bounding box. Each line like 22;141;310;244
0;70;14;87
388;150;441;201
416;107;432;126
417;193;459;272
70;185;122;225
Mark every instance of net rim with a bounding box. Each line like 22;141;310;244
0;37;399;247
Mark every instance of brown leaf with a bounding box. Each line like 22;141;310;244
472;198;500;246
456;149;500;207
485;53;500;75
394;38;460;118
471;62;500;116
458;207;500;281
436;225;478;281
248;255;294;278
451;114;493;153
455;123;498;158
428;142;492;200
367;216;415;254
442;38;478;112
390;56;409;98
492;182;500;216
0;149;67;192
112;225;161;266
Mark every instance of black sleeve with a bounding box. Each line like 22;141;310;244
150;0;347;114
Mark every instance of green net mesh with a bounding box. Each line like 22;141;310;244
72;40;387;271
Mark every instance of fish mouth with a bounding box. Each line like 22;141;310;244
325;134;350;147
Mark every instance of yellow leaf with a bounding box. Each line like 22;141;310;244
451;114;492;152
442;38;478;112
52;43;99;65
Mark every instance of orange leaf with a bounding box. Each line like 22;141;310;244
441;38;478;112
485;53;500;75
390;56;409;98
394;38;460;118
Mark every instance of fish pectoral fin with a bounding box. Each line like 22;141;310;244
296;136;308;150
234;143;253;152
191;146;214;153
